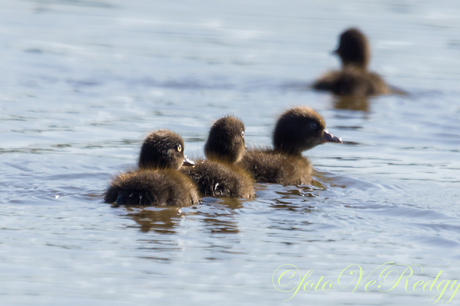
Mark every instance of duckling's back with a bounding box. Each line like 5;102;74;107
241;149;312;186
104;169;200;206
313;69;390;96
181;159;255;199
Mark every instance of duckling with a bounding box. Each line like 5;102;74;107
104;130;199;206
313;28;390;96
241;107;342;185
181;116;255;199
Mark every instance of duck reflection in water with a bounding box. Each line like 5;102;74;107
120;197;244;234
123;206;187;234
199;198;243;234
333;95;370;112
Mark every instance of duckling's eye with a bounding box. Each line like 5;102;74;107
176;144;182;153
241;131;245;138
308;122;318;130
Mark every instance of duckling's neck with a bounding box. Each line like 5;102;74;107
342;62;367;72
273;148;303;157
206;153;239;165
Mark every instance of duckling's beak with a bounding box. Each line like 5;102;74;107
322;130;342;144
182;156;195;167
331;49;338;55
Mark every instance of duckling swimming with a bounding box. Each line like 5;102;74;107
313;28;390;96
241;107;342;185
104;130;199;206
181;116;255;199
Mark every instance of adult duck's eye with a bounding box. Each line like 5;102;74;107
309;122;318;130
176;144;182;153
241;131;245;138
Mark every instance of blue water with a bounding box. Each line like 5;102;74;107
1;0;460;305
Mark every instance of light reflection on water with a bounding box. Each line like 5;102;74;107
1;0;460;305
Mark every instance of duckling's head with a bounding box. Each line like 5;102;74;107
273;107;342;155
204;116;246;164
138;130;194;170
334;28;370;69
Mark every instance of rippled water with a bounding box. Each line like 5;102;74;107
1;0;460;305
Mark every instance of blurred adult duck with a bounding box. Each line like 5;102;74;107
104;130;199;206
241;107;342;185
182;116;255;199
313;28;390;96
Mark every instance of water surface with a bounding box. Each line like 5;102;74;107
1;0;460;305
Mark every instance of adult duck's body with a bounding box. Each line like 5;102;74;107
313;28;390;96
104;130;199;206
181;116;255;199
241;107;342;185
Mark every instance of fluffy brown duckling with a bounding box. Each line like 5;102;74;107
241;107;342;185
313;28;390;96
104;130;200;206
181;116;255;199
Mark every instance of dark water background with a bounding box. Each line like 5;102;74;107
1;0;459;305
